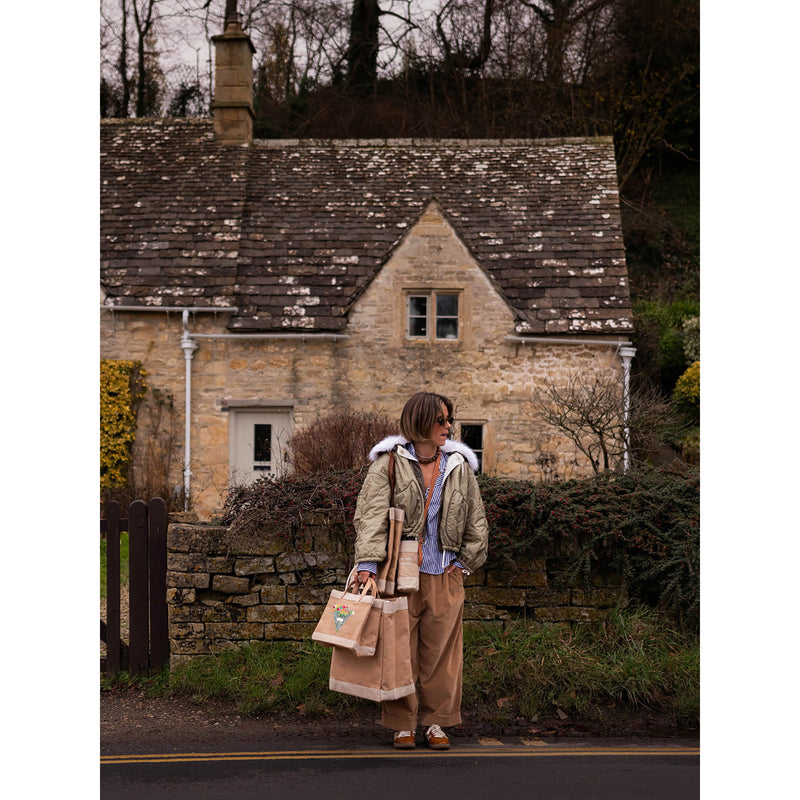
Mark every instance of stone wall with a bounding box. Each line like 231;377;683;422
167;520;626;668
101;201;629;520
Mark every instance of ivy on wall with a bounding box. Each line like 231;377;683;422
100;359;147;490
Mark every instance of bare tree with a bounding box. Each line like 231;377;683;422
433;0;496;74
100;0;133;115
100;0;171;117
517;0;613;84
532;371;683;473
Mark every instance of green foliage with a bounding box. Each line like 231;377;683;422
224;466;699;629
101;664;171;696
478;467;700;629
463;607;699;729
632;298;699;394
158;607;697;729
168;640;367;718
672;361;700;425
100;360;147;491
682;317;700;362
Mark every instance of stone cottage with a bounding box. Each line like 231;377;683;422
100;14;635;520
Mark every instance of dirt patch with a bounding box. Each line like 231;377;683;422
100;688;696;754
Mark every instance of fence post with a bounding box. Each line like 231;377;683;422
148;498;169;672
105;501;122;677
128;500;149;676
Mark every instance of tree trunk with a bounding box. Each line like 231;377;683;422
118;0;131;116
346;0;381;91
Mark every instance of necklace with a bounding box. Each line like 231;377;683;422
417;447;439;464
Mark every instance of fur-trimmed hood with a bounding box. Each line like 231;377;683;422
368;434;480;473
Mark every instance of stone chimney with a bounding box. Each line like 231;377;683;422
211;1;256;145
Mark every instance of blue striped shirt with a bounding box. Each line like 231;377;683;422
358;443;463;577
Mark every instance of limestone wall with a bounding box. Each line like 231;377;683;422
167;521;626;668
100;204;629;520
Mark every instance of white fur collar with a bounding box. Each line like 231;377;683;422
368;435;479;473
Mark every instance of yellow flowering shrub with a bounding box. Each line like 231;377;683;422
100;360;147;490
672;360;699;423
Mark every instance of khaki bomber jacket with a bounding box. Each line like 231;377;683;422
353;436;489;574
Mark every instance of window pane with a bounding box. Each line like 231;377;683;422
408;295;428;337
254;424;272;463
460;424;482;449
436;317;458;339
409;296;427;317
409;317;428;337
460;424;483;473
435;294;458;339
436;294;458;317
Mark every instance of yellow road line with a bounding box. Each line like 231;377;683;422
102;746;699;766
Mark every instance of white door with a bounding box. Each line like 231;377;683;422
229;409;292;485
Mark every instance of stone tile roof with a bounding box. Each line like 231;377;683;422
101;119;632;335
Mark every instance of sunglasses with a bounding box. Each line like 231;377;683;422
436;416;455;426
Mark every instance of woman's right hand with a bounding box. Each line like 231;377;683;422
357;570;372;585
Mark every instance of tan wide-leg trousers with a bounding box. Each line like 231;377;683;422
380;570;465;730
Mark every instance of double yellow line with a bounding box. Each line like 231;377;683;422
102;745;699;766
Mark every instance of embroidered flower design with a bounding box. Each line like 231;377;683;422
332;603;354;631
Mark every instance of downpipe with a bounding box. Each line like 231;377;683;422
180;311;198;511
618;346;637;472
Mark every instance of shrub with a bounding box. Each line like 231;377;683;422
672;361;700;425
288;409;398;476
224;465;699;630
479;466;700;629
222;468;367;555
632;299;699;394
100;360;147;492
682;316;700;362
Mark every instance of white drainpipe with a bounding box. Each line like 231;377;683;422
618;345;637;472
180;311;198;511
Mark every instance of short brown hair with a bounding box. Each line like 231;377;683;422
400;392;454;443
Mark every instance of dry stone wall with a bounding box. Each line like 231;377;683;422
167;520;626;668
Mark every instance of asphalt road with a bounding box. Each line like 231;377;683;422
101;738;699;799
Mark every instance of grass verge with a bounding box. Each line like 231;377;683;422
462;604;699;729
100;533;129;601
103;604;698;730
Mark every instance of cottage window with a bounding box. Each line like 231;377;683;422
407;292;460;340
459;424;484;473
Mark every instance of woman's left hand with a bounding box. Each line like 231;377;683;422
446;564;459;574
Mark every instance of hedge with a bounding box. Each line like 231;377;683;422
223;465;699;630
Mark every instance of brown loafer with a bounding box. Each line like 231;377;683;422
424;724;450;750
393;730;416;749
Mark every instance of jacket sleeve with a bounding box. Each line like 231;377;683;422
456;467;489;573
353;455;392;564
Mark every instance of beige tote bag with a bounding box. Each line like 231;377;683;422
328;594;415;701
311;573;378;652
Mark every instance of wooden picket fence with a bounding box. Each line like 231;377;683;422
101;498;168;677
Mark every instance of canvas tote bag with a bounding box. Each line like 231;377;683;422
375;453;405;595
311;572;379;652
328;594;415;701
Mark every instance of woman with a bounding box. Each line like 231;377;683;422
353;391;489;750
